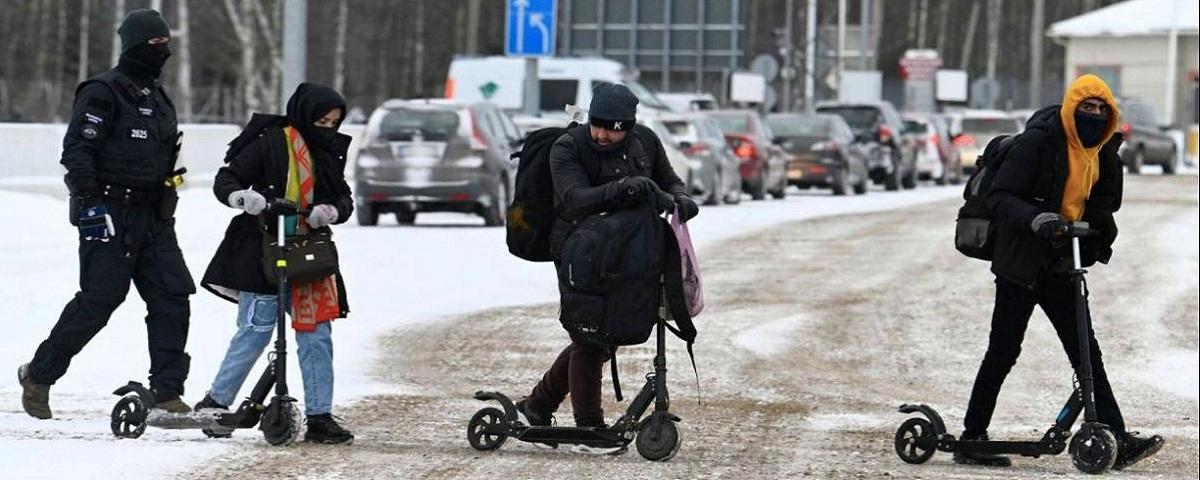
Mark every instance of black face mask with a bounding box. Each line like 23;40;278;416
123;43;171;77
587;131;631;155
1074;112;1108;148
305;126;341;152
285;83;348;154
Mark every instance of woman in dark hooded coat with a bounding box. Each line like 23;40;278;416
194;83;354;444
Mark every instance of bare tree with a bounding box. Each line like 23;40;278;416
986;0;1001;102
333;0;349;93
916;0;928;48
414;0;427;96
111;0;125;66
959;1;980;70
248;0;282;111
221;0;260;117
78;0;92;84
177;0;194;121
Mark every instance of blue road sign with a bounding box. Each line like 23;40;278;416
505;0;557;57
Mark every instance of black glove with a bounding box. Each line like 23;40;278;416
675;194;699;222
622;176;658;197
77;196;114;241
1030;212;1069;239
655;191;676;213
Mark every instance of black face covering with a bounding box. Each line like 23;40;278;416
285;83;347;153
120;43;171;79
1074;112;1108;148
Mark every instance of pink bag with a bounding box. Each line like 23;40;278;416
671;206;704;317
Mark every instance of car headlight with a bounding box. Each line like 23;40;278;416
357;154;380;168
453;156;485;168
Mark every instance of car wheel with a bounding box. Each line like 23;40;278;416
483;179;507;227
831;167;850;196
704;169;722;206
853;173;869;195
1162;147;1178;175
395;211;416;225
1130;147;1144;174
749;174;766;200
901;164;918;189
769;173;787;199
356;204;379;226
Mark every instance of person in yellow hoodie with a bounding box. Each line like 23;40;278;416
956;75;1163;469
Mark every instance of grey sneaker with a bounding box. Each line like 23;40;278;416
17;363;52;420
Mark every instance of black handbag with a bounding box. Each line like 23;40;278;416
260;224;339;286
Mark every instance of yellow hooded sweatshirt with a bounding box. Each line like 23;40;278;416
1058;75;1120;221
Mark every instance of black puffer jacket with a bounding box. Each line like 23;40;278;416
547;123;687;258
988;105;1123;289
200;114;354;315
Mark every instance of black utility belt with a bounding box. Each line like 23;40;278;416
100;184;163;204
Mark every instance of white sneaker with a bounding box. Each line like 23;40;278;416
570;444;627;456
514;406;557;450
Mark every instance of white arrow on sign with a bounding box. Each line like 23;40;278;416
529;13;551;53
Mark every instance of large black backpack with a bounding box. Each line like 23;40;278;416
955;134;1019;260
505;124;578;262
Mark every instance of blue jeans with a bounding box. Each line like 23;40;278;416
207;292;334;416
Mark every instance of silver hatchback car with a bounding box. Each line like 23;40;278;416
354;99;521;226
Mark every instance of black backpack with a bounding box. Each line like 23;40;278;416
505;124;577;262
955;134;1019;260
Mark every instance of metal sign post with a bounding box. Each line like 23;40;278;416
505;0;557;116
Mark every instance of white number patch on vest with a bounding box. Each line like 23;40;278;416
130;129;149;139
138;107;154;117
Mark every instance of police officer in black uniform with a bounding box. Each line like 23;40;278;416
18;9;195;419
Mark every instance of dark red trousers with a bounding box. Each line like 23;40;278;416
525;343;612;427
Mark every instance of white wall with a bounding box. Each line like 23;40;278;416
1064;34;1200;126
0;123;367;180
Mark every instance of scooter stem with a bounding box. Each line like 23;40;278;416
273;213;290;397
1070;235;1097;423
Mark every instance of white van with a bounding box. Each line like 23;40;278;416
444;56;668;116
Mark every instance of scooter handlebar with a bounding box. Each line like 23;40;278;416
1064;221;1097;238
262;199;310;217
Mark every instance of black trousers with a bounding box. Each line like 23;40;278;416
525;343;612;427
963;274;1125;437
29;202;195;399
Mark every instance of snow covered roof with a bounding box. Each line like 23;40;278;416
1049;0;1199;38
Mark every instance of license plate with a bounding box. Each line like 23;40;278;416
788;163;804;179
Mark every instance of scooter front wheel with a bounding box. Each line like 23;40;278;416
110;394;148;439
894;417;937;464
260;399;302;446
636;416;681;462
1070;426;1117;474
467;407;508;451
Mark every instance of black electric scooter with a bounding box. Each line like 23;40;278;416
894;222;1120;474
468;316;683;461
110;200;304;446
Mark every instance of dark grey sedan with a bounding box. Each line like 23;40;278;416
766;113;870;195
354;100;520;226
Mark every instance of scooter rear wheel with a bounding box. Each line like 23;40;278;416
1070;426;1118;474
467;407;508;451
894;417;937;464
636;417;681;462
110;394;148;439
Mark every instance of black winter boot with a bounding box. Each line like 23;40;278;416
515;399;553;427
304;414;354;445
952;432;1012;467
17;363;52;420
193;394;228;411
1113;431;1164;470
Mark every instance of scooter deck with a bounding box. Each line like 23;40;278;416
515;426;627;448
945;438;1067;458
144;410;235;434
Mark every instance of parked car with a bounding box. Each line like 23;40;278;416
948;109;1022;174
354;99;521;227
707;109;790;200
1117;97;1178;174
640;116;693;191
661;112;743;205
766;113;869;195
903;113;963;185
815;100;917;191
658;92;719;112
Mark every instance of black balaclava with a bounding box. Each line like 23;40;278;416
1074;111;1109;148
116;9;171;81
286;82;347;153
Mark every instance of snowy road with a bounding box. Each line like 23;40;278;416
158;174;1197;479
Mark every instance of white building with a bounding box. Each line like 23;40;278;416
1049;0;1199;127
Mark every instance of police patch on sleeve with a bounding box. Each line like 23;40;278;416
81;124;100;140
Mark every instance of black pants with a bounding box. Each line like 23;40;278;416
525;343;612;427
963;274;1125;437
29;202;195;399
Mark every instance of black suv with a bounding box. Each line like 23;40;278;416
1117;97;1178;174
815;100;918;190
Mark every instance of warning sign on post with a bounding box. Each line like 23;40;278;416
899;49;942;82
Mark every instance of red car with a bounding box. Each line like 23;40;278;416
706;110;790;200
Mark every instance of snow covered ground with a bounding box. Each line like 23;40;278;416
0;180;963;479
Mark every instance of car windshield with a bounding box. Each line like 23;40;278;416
662;120;691;136
904;120;927;134
961;118;1019;137
767;116;829;137
377;108;462;141
817;106;879;132
623;80;668;110
710;114;750;134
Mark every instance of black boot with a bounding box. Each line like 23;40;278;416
1113;431;1164;470
515;399;553;427
952;432;1012;467
17;363;52;420
193;394;228;411
304;414;354;445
